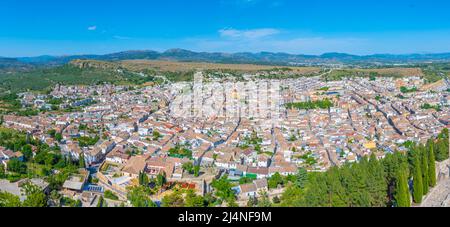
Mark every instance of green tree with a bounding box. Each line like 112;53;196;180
48;129;56;138
211;175;235;203
194;165;200;177
153;130;161;141
22;183;48;207
161;190;185;207
420;147;429;195
7;158;27;174
55;133;63;142
395;168;410;207
185;190;205;207
127;186;157;207
257;190;272;207
104;190;119;201
268;172;284;189
412;156;423;203
21;144;33;161
0;164;5;178
239;176;253;185
247;196;257;207
138;171;149;186
367;153;387;207
280;184;303;207
97;196;105;207
383;152;408;206
295;168;308;188
49;190;62;207
156;172;166;188
226;197;238;207
428;140;437;187
435;128;449;161
79;153;86;168
182;162;194;174
0;191;22;207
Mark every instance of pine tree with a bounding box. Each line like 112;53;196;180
412;155;423;203
367;153;387;206
395;168;410;207
428;140;437;187
421;147;429;195
295;168;308;188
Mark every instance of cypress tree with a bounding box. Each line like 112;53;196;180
413;155;423;203
142;172;149;186
395;168;410;207
79;153;86;169
138;171;143;185
97;196;104;207
428;140;437;187
421;148;429;195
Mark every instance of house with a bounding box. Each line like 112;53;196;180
0;147;24;166
172;167;183;179
145;157;175;178
239;183;257;198
63;144;83;161
62;169;90;193
253;179;268;192
236;178;269;199
198;151;215;166
215;153;236;170
257;154;271;168
121;155;148;178
106;146;131;164
85;148;104;165
246;167;269;179
268;164;297;177
99;140;116;155
227;169;244;181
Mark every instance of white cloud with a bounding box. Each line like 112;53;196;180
87;26;97;31
219;28;280;40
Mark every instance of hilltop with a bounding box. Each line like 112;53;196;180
3;49;450;70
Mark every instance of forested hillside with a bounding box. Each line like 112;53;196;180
280;129;449;207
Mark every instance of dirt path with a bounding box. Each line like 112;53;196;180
421;178;450;207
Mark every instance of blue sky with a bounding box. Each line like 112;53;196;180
1;0;450;57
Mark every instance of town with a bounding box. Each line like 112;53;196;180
1;69;449;207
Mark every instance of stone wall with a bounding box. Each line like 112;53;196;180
436;159;450;182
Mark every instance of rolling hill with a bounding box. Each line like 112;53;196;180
4;49;450;68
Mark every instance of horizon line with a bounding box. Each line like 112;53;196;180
3;48;450;59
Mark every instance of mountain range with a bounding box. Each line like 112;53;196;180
3;49;450;71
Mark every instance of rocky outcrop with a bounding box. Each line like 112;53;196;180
69;59;121;70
